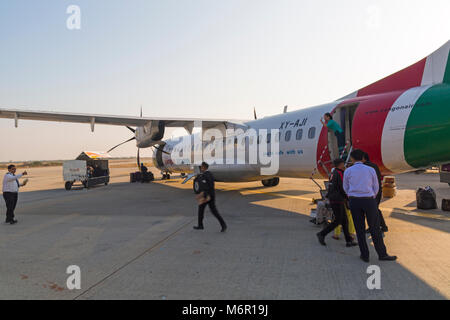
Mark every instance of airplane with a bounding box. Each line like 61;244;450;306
1;40;450;191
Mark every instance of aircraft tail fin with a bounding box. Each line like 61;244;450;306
340;40;450;99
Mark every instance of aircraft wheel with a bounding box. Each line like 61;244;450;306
65;181;73;191
261;179;271;187
271;177;280;187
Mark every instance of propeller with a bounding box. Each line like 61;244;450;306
153;144;170;155
253;107;257;120
107;136;136;153
137;148;140;169
106;105;170;169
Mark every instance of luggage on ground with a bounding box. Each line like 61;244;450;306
416;186;438;210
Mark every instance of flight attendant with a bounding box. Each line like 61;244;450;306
321;113;345;155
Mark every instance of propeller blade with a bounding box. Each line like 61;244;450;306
137;148;141;169
140;105;143;118
126;126;136;133
152;145;170;155
107;136;135;153
253;107;257;120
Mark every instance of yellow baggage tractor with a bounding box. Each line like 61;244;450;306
63;151;111;190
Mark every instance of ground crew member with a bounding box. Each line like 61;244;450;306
193;162;227;232
317;159;357;247
343;149;397;263
2;165;27;224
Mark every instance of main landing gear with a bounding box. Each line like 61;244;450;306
261;177;280;187
161;173;171;180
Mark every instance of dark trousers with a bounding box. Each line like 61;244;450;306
349;197;388;259
336;131;346;154
376;193;388;229
3;192;18;222
319;202;353;243
198;197;226;228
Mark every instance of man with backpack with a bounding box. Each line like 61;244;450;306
317;159;357;247
193;162;227;232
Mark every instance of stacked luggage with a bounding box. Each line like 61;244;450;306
382;176;397;198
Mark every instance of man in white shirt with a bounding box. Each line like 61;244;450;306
2;164;27;224
343;149;397;263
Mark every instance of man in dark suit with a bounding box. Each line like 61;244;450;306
193;162;227;232
362;152;388;233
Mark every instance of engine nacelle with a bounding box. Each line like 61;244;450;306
152;142;166;170
136;120;165;148
152;142;193;174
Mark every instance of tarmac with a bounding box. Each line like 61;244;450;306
0;163;449;300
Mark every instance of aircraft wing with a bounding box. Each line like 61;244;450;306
0;108;248;132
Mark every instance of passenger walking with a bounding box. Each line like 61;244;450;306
343;149;397;262
2;165;28;224
317;159;357;247
362;152;388;233
320;113;345;155
193;162;227;232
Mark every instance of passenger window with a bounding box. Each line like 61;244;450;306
296;129;303;140
308;127;316;139
285;130;291;142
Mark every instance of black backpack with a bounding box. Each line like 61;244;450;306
193;174;208;195
416;187;438;210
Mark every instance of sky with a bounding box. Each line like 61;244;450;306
0;0;449;162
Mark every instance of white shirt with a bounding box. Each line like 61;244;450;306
343;162;379;198
2;172;23;193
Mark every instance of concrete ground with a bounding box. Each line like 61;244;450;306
0;164;449;300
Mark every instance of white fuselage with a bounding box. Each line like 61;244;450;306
151;103;335;182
